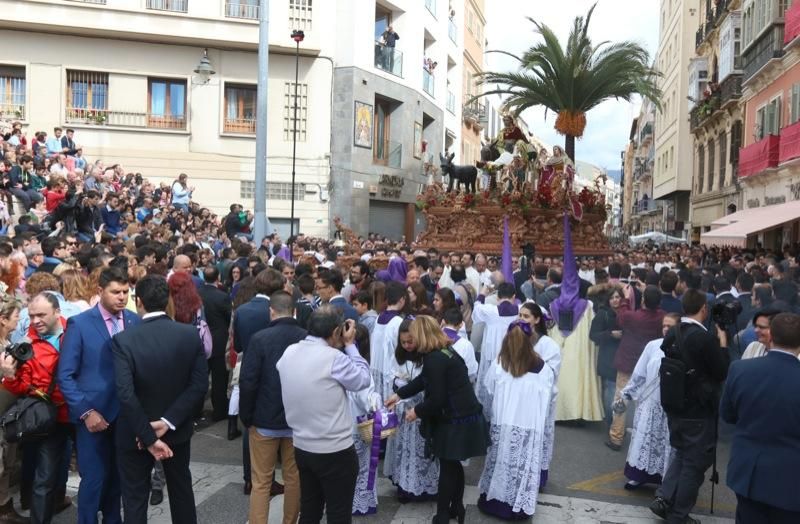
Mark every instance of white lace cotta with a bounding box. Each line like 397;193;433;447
473;303;519;418
535;335;562;472
621;338;674;479
370;314;403;399
478;359;554;516
348;378;382;514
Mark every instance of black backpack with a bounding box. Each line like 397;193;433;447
659;323;696;413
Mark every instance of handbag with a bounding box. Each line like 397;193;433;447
1;359;58;444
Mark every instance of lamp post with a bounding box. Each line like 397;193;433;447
289;29;304;258
253;0;274;244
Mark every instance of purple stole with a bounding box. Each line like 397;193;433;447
442;327;461;344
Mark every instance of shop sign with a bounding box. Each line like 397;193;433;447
764;195;786;206
747;198;760;209
790;182;800;201
379;174;404;199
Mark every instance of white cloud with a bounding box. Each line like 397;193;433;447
484;0;659;169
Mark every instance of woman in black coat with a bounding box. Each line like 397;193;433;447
386;315;488;524
589;284;624;427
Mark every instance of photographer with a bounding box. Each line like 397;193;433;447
650;288;730;524
0;293;69;524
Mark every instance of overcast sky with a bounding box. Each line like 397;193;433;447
484;0;659;171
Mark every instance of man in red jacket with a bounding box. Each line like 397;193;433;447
606;284;665;451
0;293;69;524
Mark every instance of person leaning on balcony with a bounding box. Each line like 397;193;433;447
380;25;400;70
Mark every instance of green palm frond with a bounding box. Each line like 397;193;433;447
474;2;662;117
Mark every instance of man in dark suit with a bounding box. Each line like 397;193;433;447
734;272;754;331
535;268;562;312
650;289;729;524
112;275;208;524
317;268;358;321
659;271;683;314
59;267;141;524
197;266;232;424
720;312;800;523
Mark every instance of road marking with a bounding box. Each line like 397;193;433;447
567;470;736;513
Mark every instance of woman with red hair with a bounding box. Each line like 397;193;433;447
167;271;203;324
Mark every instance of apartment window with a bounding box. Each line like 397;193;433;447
707;139;715;192
225;0;258;19
66;70;107;122
0;65;26;120
718;132;727;188
765;96;782;135
697;144;705;194
148;78;186;129
791;84;800;125
756;106;766;139
240;180;306;200
224;83;256;133
146;0;188;13
283;82;308;141
730;120;742;169
778;0;790;18
289;0;312;31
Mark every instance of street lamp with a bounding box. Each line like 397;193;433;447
289;29;305;258
192;48;216;85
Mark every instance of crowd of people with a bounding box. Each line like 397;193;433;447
0;122;799;523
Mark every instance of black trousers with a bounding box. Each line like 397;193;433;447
657;417;716;523
208;355;229;420
736;494;800;524
117;440;196;524
437;459;465;519
30;423;69;524
294;445;358;524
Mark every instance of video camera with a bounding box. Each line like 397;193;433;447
4;342;33;364
710;300;742;329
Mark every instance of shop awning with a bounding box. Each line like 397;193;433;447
701;200;800;247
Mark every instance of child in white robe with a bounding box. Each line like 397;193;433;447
441;308;479;384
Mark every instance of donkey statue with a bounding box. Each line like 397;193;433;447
440;152;477;194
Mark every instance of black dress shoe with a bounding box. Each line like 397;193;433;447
605;440;622;452
150;489;163;506
270;481;284;497
244;481;252;496
449;503;466;524
649;496;670;519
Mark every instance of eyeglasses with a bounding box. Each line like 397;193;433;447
67;241;78;246
754;324;770;330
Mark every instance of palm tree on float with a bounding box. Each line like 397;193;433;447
475;3;661;162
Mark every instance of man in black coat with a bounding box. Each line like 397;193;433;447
734;272;754;331
650;289;729;524
239;291;307;524
112;275;208;524
720;312;800;523
197;267;232;424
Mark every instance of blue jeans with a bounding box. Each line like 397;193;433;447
173;203;189;214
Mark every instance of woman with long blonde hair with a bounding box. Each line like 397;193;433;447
386;315;488;523
477;321;553;520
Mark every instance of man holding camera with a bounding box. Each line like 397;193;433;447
650;288;730;524
1;294;69;524
277;306;370;523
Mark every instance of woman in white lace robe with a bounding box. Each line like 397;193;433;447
619;314;679;489
520;302;562;489
478;321;553;519
385;319;439;499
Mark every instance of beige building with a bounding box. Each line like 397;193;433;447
688;0;745;243
654;0;699;238
0;0;470;240
460;0;487;166
627;99;664;235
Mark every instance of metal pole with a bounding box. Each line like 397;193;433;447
290;39;299;247
253;0;272;243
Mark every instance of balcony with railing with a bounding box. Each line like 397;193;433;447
463;98;486;125
65;108;186;130
446;91;455;114
448;19;457;44
422;68;435;97
738;134;780;178
785;0;800;46
0;103;25;121
690;92;720;131
425;0;436;18
719;73;742;109
223;117;256;134
374;43;403;77
632;199;662;215
743;25;785;81
146;0;188;13
779;120;800;164
225;1;258;19
374;139;402;169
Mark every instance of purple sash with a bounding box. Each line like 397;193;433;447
442;327;461;343
357;409;399;490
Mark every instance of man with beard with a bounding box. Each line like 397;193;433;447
344;260;371;304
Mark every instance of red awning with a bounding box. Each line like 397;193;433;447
701;200;800;247
785;2;800;45
780;120;800;164
739;135;781;178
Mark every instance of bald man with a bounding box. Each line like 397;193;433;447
171;254;204;290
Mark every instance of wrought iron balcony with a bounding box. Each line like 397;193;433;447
719;73;742;109
690;92;720;131
742;26;785;82
463;98;486;124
